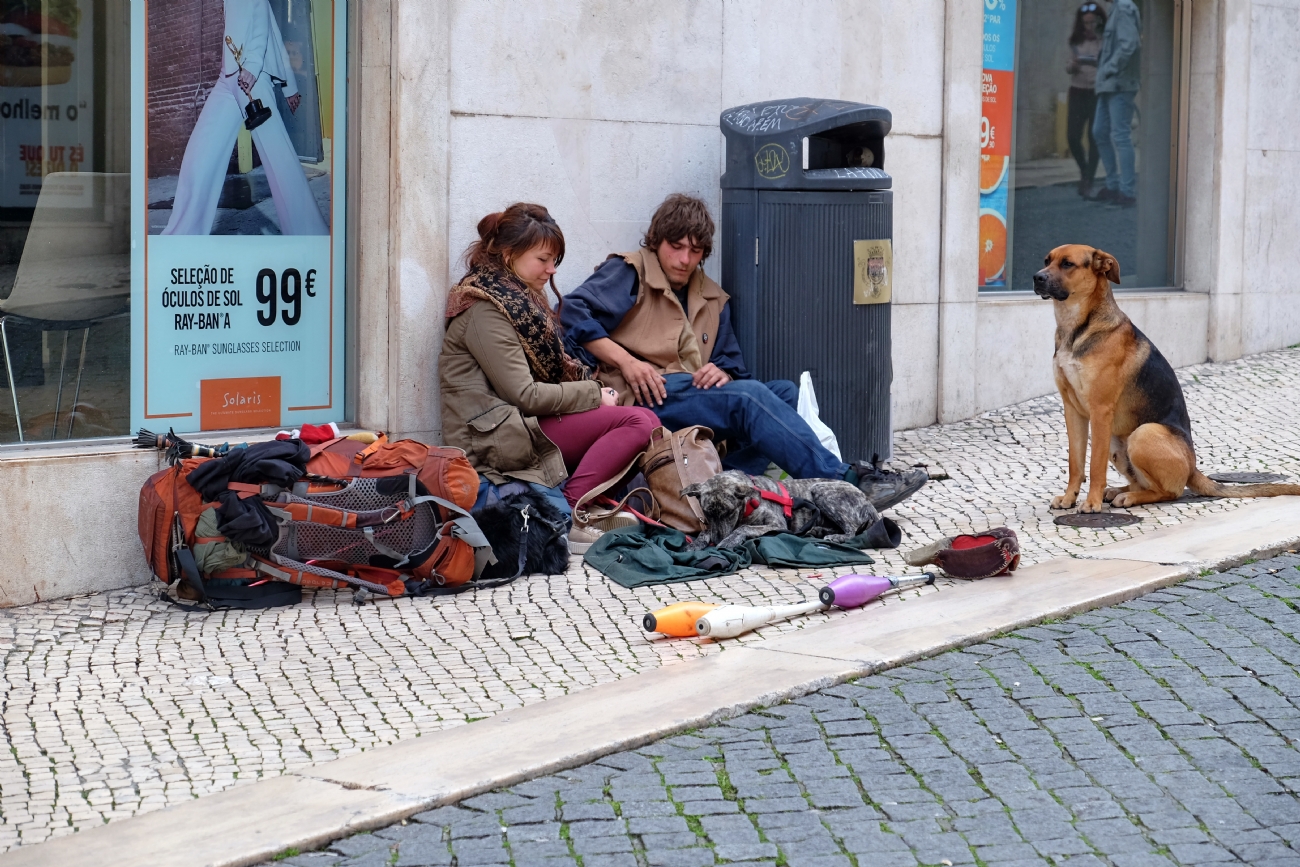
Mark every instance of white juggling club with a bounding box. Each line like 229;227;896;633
694;599;825;639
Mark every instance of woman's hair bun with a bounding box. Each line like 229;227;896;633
476;211;504;242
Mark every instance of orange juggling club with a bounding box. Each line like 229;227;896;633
642;601;719;637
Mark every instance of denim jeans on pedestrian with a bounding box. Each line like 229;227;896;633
1093;90;1137;198
649;373;849;480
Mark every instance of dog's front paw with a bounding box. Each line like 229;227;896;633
1079;498;1105;513
1050;493;1077;510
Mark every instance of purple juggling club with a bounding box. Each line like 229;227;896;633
818;572;936;609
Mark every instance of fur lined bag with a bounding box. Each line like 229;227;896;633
475;489;571;580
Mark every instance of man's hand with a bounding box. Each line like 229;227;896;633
287;94;301;114
620;358;667;407
238;69;255;95
692;363;731;390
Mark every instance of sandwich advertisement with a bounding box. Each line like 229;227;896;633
0;0;94;207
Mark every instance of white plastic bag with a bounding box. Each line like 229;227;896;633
797;371;841;460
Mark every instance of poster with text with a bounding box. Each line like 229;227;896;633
131;0;345;434
979;0;1016;288
0;0;96;208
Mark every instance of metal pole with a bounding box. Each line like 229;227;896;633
51;329;68;438
66;326;90;439
1;318;23;442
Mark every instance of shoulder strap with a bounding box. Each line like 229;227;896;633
669;429;707;524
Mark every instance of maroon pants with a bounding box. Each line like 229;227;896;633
538;406;659;506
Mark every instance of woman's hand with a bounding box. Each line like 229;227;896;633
600;387;619;407
238;69;255;95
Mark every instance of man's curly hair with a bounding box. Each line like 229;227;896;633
642;193;715;260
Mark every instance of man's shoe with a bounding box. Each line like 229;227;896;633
1108;194;1136;208
1089;186;1118;202
850;459;928;512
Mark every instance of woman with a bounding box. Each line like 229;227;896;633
1065;2;1106;198
440;203;658;552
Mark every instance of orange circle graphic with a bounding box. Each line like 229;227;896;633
980;154;1008;195
979;210;1008;283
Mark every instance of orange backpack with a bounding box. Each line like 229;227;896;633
137;434;494;607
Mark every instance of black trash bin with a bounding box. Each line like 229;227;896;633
720;98;894;464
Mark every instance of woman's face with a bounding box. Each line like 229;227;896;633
511;243;559;293
1082;12;1100;33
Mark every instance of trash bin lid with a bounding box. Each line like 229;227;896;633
721;98;892;191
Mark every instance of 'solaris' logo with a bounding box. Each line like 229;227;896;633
754;143;790;179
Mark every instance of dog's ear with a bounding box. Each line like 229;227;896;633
1091;249;1121;285
680;483;702;499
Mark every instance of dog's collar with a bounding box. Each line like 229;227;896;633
743;478;794;519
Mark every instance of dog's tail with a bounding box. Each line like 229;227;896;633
1188;470;1300;499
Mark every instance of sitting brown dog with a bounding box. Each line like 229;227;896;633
1034;244;1300;511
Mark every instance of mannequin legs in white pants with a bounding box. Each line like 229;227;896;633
162;74;328;236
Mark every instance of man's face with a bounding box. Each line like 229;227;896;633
656;237;705;289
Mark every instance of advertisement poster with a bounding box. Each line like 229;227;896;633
979;0;1016;288
131;0;345;433
0;0;95;207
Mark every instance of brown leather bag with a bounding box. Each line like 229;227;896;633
637;425;723;533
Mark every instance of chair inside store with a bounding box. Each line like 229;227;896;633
0;172;130;442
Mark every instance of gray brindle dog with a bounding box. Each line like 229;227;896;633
682;470;882;550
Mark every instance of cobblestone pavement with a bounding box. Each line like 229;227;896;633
269;552;1300;867
3;349;1300;850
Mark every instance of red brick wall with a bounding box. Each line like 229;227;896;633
147;0;224;177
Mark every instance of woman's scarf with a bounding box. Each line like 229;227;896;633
446;265;589;384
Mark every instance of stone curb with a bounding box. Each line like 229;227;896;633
6;496;1300;867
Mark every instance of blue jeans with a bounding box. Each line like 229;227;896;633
1094;91;1137;198
650;374;849;479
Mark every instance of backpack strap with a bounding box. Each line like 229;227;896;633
161;581;302;612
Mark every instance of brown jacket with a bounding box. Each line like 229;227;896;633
598;249;729;403
440;301;600;486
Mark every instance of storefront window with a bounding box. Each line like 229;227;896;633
0;0;347;445
0;1;130;443
979;0;1184;291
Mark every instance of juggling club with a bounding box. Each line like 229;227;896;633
643;601;718;637
695;599;825;640
818;572;936;609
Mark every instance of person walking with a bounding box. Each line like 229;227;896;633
1091;0;1141;208
1065;3;1106;198
440;203;658;552
163;0;329;236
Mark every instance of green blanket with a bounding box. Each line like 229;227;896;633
583;524;878;588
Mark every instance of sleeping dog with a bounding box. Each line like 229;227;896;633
681;471;883;550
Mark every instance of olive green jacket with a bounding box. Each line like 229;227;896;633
440;300;601;486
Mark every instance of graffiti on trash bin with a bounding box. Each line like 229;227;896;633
754;143;790;179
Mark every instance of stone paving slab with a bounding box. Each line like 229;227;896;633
248;552;1300;867
1;348;1299;851
0;555;1200;867
1079;496;1300;567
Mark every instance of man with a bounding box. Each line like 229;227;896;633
163;0;328;236
560;194;926;511
1091;0;1141;208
